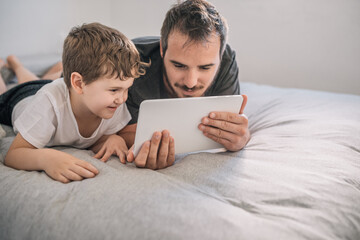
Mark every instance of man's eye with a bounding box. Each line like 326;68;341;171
200;66;211;70
174;64;185;69
110;89;118;92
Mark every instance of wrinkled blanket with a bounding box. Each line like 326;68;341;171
1;82;359;240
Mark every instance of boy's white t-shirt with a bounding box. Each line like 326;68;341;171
12;78;131;149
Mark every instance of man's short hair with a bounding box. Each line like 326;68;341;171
160;0;228;57
62;22;149;88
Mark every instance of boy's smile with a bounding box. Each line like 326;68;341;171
73;75;134;120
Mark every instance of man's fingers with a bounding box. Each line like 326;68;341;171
134;141;150;168
158;130;170;169
167;137;175;166
205;112;248;125
199;117;248;136
239;94;247;114
146;132;161;169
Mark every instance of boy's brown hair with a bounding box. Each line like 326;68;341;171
62;22;149;88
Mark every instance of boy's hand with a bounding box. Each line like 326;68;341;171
93;134;128;163
127;130;175;170
5;133;99;184
198;94;250;151
42;150;99;183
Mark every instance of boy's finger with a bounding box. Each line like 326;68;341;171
100;151;113;162
71;165;96;178
57;173;70;184
62;170;83;181
117;150;126;164
76;161;99;175
93;147;105;159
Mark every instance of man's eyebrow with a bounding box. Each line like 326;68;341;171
199;63;215;68
170;60;186;66
169;60;215;68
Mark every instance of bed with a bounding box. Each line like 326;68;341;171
1;76;360;239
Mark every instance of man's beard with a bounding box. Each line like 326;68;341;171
162;63;205;98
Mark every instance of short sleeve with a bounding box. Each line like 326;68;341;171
13;92;57;148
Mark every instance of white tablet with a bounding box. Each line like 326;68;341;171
133;95;243;156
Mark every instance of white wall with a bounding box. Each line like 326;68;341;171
0;0;359;95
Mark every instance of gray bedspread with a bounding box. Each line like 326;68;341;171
1;82;359;240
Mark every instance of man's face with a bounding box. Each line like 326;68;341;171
161;30;221;98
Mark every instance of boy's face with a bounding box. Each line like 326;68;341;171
161;30;221;98
81;75;134;119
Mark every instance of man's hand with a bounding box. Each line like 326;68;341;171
127;130;175;170
93;134;129;163
198;95;250;151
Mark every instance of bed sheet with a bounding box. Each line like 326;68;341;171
1;82;359;240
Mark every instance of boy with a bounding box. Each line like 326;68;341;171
0;22;148;183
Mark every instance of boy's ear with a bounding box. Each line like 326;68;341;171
70;72;85;94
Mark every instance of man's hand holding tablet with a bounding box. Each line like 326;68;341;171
126;95;249;169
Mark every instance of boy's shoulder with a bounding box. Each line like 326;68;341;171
40;78;66;91
35;78;69;108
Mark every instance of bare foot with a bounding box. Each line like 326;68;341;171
0;58;5;68
42;61;63;80
6;55;39;83
6;55;23;72
0;58;7;94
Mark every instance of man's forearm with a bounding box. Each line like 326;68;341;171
118;124;137;148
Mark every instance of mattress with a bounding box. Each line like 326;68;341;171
1;82;359;240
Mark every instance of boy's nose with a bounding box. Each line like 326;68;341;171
114;95;123;105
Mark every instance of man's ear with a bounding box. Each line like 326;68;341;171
159;40;163;58
70;72;85;94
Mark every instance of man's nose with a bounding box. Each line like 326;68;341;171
184;69;198;89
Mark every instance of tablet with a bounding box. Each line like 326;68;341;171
133;95;243;156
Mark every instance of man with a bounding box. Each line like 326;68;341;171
122;0;250;169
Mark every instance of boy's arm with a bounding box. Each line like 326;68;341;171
5;133;99;183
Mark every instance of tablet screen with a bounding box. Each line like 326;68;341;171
133;95;243;156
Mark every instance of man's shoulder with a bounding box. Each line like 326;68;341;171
222;43;236;62
132;36;160;59
132;36;160;44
